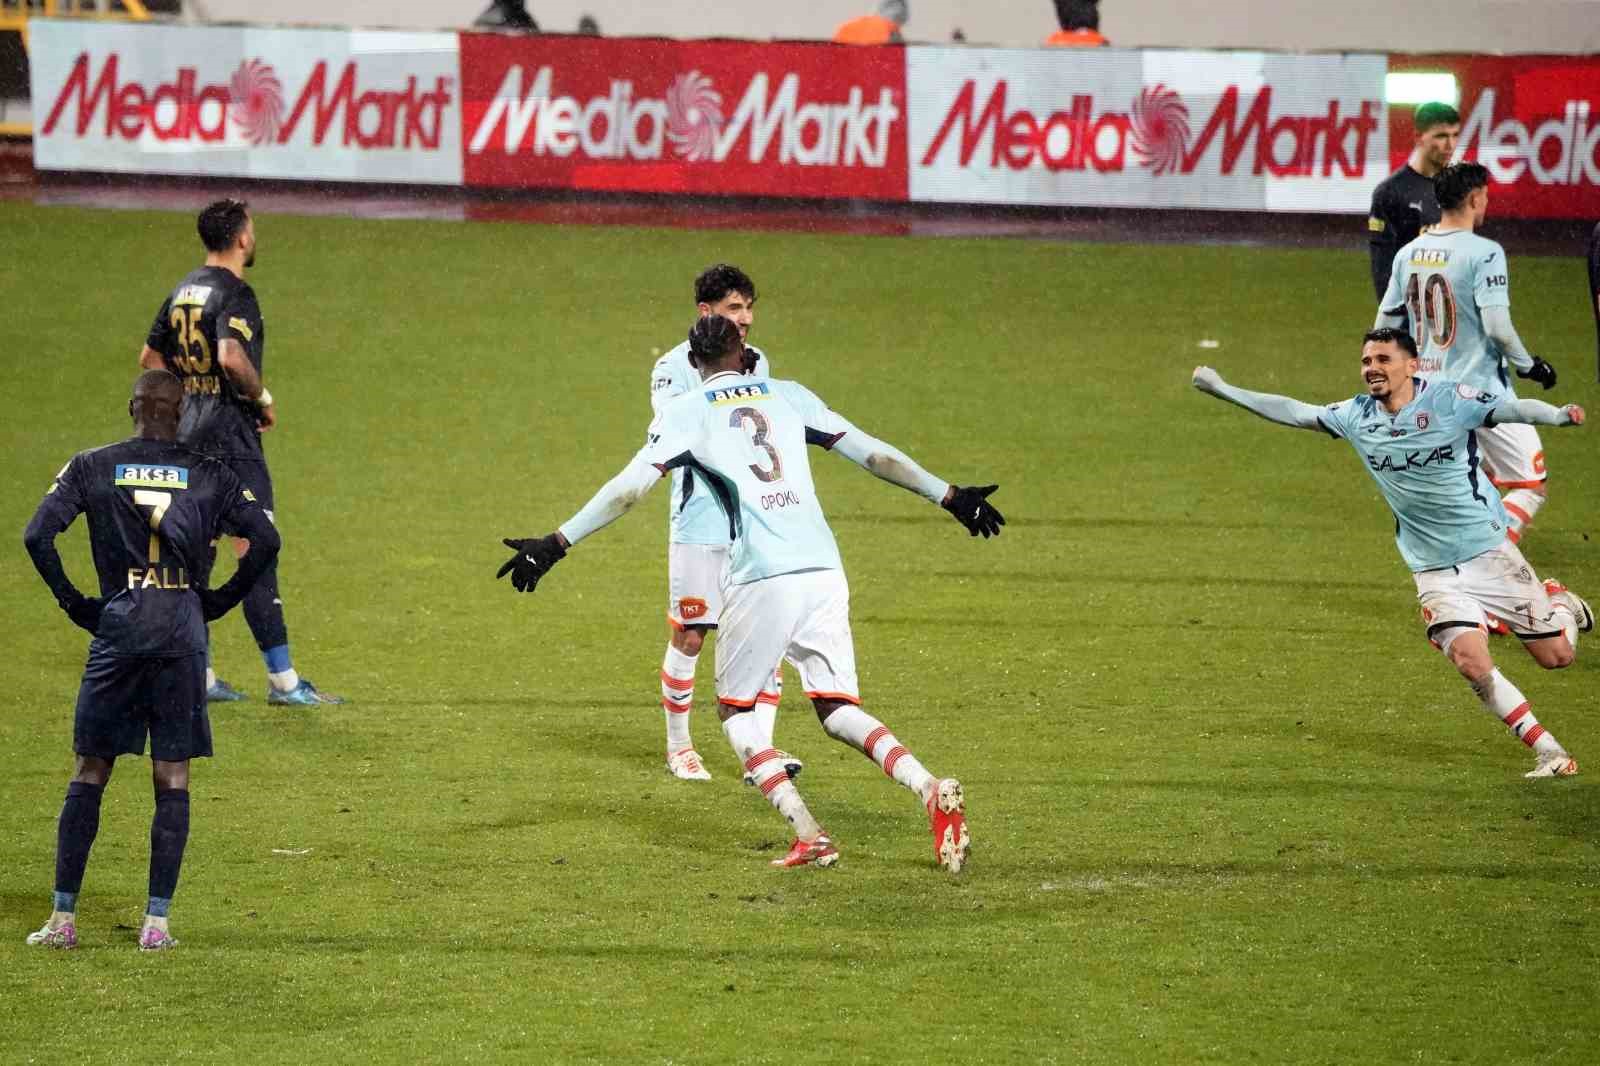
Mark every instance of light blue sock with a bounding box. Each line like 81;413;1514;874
53;890;77;914
262;645;292;673
146;896;172;918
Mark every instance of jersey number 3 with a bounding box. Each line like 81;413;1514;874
730;407;784;484
1405;272;1457;350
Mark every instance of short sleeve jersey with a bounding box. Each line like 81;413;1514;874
1317;378;1510;571
1380;229;1513;393
1368;165;1441;299
635;373;845;585
31;438;265;656
649;340;770;546
145;266;266;460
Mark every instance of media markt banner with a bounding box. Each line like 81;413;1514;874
908;48;1388;213
459;33;907;200
29;19;463;184
1389;55;1600;220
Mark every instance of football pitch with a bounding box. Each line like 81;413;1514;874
1;199;1596;1064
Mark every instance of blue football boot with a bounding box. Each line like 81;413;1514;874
206;678;248;703
266;679;346;706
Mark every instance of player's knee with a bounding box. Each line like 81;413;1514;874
672;626;707;656
72;755;114;787
1530;639;1574;670
151;760;189;792
717;701;752;723
1443;631;1493;680
812;697;848;723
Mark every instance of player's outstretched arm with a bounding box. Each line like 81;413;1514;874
496;459;663;593
827;426;1004;537
22;482;101;633
1192;367;1328;431
1487;398;1585;428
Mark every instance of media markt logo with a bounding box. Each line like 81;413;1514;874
469;64;900;168
229;58;285;145
923;78;1378;178
665;70;722;162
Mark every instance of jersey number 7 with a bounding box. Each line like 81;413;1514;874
133;489;171;564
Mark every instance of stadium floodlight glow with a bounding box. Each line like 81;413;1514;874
1385;73;1460;107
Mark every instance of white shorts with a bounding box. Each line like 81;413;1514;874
715;569;860;709
1475;421;1546;490
1414;541;1563;651
667;543;726;629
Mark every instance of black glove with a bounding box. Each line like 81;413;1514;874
497;534;567;593
942;484;1005;538
65;594;104;634
1516;358;1557;390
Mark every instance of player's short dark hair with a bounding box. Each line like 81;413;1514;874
1055;0;1100;31
1413;102;1461;133
1434;162;1490;211
694;264;756;308
197;198;251;253
1364;327;1420;360
687;314;743;368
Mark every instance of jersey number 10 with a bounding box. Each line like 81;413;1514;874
1405;272;1458;350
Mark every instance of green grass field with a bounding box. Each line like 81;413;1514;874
1;200;1596;1064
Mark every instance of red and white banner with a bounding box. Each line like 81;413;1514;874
29;19;462;184
459;34;906;200
908;48;1388;213
1388;55;1600;220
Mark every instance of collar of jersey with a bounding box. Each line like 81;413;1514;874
703;370;747;386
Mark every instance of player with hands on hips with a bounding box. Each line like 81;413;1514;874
499;314;1004;871
1193;329;1590;780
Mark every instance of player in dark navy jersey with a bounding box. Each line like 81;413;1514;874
140;199;342;706
23;370;281;950
1367;102;1460;299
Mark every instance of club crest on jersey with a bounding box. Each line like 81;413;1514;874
114;464;189;489
707;382;770;405
1416;413;1430;430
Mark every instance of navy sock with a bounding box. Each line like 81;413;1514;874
243;561;288;651
54;780;105;905
148;789;190;906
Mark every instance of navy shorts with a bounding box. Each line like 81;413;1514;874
74;651;212;761
226;458;275;525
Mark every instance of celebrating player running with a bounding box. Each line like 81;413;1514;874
1194;328;1591;779
499;314;1004;871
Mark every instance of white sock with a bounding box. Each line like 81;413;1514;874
269;668;300;693
142;914;169;933
820;705;935;801
661;645;697;752
753;669;782;747
49;910;74;929
205;667;217;690
723;712;821;839
1500;488;1545;545
1472;669;1563;756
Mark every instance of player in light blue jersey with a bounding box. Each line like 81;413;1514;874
644;265;794;783
1194;328;1591;779
500;315;1005;871
1377;162;1562;547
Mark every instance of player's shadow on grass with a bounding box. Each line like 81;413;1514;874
830;513;1326;532
927;570;1390;593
